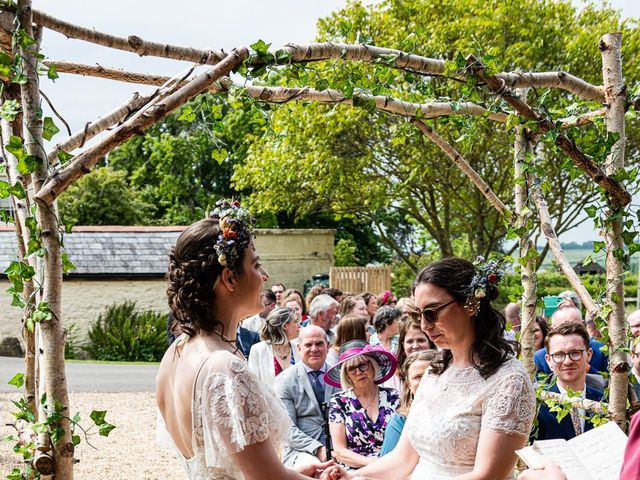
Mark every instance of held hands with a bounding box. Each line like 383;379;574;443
296;459;348;479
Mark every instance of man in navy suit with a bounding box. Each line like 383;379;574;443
236;324;260;359
534;322;604;441
534;306;607;376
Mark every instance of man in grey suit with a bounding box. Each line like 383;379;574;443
275;325;332;469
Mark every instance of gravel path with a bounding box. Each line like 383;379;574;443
0;391;185;479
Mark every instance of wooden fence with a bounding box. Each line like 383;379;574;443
330;265;392;294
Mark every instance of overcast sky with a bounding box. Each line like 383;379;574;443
32;0;639;242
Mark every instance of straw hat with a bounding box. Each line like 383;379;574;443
323;344;397;388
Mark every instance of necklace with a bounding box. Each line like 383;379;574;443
274;344;291;360
214;328;240;356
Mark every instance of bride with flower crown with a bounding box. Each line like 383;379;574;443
349;258;536;480
156;201;344;480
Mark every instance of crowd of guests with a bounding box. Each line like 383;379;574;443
158;205;640;480
239;280;640;476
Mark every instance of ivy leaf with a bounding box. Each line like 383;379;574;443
57;150;74;163
0;99;21;121
42;117;60;141
47;64;58;80
629;243;640;256
315;78;329;91
593;241;605;253
250;39;271;56
211;149;228;165
14;29;36;48
5;135;25;161
61;252;76;274
98;422;116;437
585;205;598;218
622;231;637;246
90;410;107;425
0;51;11;77
72;434;81;445
8;372;24;388
177;106;196;122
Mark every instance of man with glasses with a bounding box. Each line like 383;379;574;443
533;322;604;441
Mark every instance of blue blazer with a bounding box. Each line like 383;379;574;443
534;338;608;376
236;326;260;358
533;383;604;442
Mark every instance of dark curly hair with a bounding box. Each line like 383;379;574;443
166;217;247;337
412;257;516;379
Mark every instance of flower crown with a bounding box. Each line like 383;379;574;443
209;199;255;268
465;256;503;311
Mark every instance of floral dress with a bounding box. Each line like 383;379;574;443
328;387;399;458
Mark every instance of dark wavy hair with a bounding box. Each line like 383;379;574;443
166;217;247;337
412;257;516;379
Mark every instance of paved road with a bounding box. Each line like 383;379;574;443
0;356;158;393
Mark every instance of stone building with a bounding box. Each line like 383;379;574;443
0;225;334;345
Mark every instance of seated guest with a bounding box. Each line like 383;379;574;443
236;322;260;358
534;316;549;351
379;349;438;456
308;294;340;345
630;338;640;401
305;284;325;314
328;314;370;365
390;316;434;392
534;322;604;441
360;291;379;324
369;306;402;353
377;290;397;307
275;326;333;469
338;295;368;319
248;307;301;389
534;306;607;376
324;344;399;468
504;302;521;341
284;288;309;324
282;294;304;337
271;282;286;305
323;287;344;304
243;288;277;333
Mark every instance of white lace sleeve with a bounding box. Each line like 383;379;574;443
481;365;536;436
198;353;290;470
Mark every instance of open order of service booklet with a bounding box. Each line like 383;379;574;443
516;421;628;480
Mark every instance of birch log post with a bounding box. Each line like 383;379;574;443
600;32;628;429
17;1;73;476
1;73;37;418
513;89;537;378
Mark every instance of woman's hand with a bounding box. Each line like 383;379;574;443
296;459;348;479
518;461;566;480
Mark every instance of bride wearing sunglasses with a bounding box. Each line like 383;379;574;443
351;257;536;479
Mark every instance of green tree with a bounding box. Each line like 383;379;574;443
58;166;153;226
233;0;640;262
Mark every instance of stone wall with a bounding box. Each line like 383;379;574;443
0;229;334;344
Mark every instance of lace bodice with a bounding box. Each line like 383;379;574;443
170;350;291;480
406;357;535;479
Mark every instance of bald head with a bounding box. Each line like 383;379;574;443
505;302;521;330
298;325;329;344
628;310;640;337
551;306;583;327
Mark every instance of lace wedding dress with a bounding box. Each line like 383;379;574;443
405;357;536;479
159;350;290;480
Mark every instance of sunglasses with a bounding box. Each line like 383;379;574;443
410;299;456;324
346;361;371;375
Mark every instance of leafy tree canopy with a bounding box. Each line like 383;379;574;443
233;0;640;263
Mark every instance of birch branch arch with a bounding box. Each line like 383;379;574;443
0;2;634;478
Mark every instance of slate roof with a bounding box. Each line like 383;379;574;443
0;226;186;277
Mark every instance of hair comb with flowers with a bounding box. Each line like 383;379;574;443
465;256;504;311
209;199;255;268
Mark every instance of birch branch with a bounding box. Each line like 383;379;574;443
1;2;604;100
559;108;607;129
43;60;173;86
538;390;609;416
529;178;599;319
411;118;512;219
466;54;631;207
35;48;248;205
47;91;153;164
600;32;628;430
241;84;509;122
